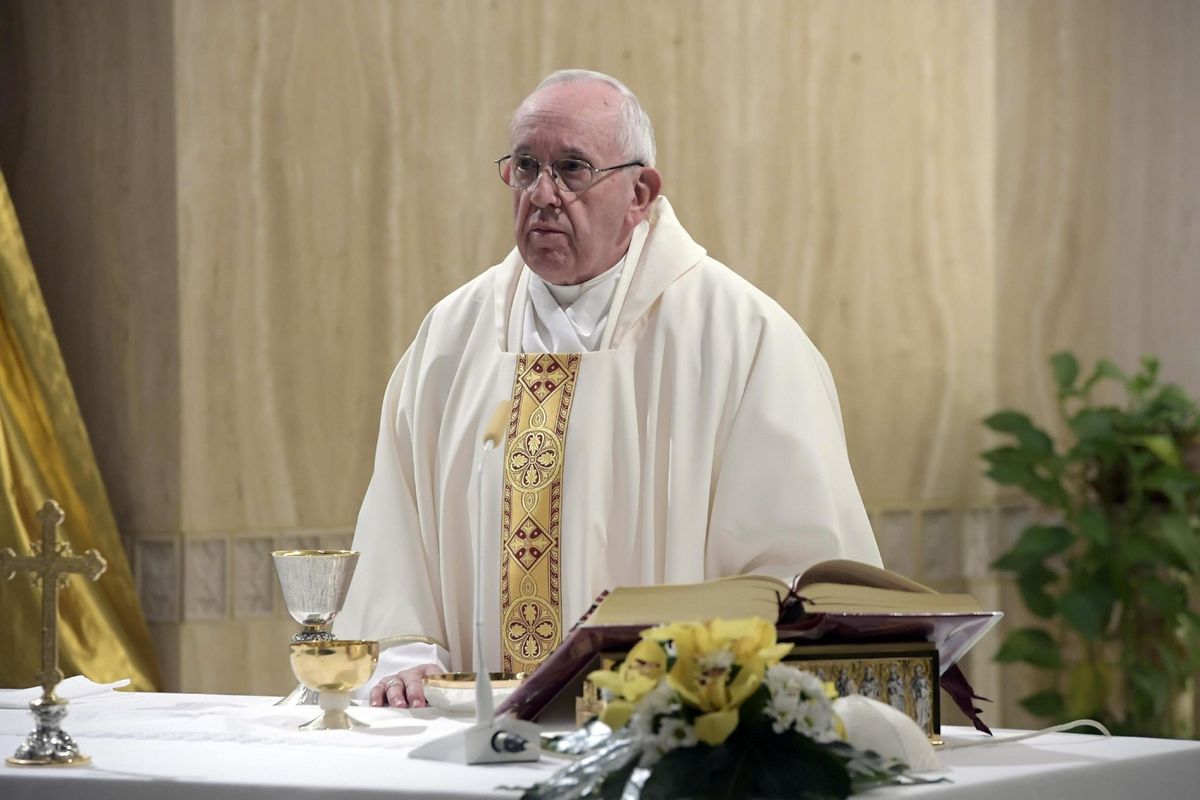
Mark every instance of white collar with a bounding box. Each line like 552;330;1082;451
523;254;627;352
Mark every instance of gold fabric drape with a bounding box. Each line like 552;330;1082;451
0;170;160;691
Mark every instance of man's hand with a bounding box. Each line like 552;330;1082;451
368;663;444;708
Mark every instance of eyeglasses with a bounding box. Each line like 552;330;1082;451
495;154;644;194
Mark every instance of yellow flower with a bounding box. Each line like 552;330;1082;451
709;618;793;666
642;618;793;745
695;709;739;746
587;638;669;729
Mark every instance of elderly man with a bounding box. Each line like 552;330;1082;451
336;69;881;708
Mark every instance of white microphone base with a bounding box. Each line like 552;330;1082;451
408;718;541;765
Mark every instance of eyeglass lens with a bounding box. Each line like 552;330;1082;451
508;156;594;193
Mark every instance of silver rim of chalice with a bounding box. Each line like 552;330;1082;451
272;549;360;706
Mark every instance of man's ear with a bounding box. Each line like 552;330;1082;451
628;167;663;226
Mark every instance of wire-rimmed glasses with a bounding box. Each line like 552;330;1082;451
495;154;644;194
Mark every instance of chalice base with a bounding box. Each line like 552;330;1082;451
298;690;368;731
299;708;369;731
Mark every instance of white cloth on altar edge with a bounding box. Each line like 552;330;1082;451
0;675;131;708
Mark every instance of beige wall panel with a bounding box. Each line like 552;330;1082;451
992;0;1116;729
623;1;999;507
174;0;998;532
996;1;1115;427
1109;1;1200;395
0;0;179;533
177;618;301;695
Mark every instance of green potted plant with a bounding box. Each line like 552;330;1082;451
982;352;1200;738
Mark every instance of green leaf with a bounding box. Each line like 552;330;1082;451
1095;359;1129;386
982;450;1069;508
755;732;850;800
1156;513;1200;576
1080;358;1128;393
1066;661;1109;718
1138;577;1186;616
984;412;1055;455
1130;356;1160;397
1016;564;1059;618
1138;355;1160;383
1059;587;1115;641
995;628;1063;669
640;745;722;800
1143;466;1200;512
1119;537;1162;567
1129;667;1169;718
1050;352;1080;394
1069;408;1118;442
1137;435;1181;467
1020;689;1065;719
1074;506;1110;546
993;525;1074;572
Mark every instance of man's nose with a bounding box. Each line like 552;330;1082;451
527;168;562;208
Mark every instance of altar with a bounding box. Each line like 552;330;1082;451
1;690;1198;799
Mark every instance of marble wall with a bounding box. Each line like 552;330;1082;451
1;0;1196;725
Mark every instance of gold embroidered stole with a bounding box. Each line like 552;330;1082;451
500;353;581;672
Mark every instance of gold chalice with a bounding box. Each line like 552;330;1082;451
289;639;379;730
273;549;360;705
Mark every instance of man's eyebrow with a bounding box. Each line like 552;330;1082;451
558;148;592;161
509;142;594;161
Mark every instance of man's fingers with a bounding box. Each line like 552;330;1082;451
385;680;409;708
370;665;440;708
403;674;427;708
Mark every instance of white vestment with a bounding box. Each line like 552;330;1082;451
336;196;881;678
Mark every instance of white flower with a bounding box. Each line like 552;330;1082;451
653;717;698;752
630;681;692;767
763;665;839;742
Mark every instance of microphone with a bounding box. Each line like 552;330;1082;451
409;399;541;765
473;400;511;724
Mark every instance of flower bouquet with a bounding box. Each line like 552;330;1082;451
522;618;942;800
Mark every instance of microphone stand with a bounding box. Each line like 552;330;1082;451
409;403;540;765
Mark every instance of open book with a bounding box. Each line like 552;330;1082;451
586;560;981;628
498;560;1001;724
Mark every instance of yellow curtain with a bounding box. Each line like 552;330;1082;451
0;169;160;692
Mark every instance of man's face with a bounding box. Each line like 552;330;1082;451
509;82;649;286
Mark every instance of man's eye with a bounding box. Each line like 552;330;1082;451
555;160;589;174
513;156;539;173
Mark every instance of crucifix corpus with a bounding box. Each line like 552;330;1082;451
0;499;107;766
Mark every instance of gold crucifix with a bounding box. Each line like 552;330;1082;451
1;499;107;702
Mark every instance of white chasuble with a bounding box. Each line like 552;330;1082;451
336;196;882;677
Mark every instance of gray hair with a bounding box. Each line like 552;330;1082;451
511;69;657;167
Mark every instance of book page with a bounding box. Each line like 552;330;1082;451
586;573;789;626
798;582;982;613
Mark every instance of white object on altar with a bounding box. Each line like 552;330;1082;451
0;675;131;708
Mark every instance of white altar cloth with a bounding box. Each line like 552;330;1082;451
1;691;1198;799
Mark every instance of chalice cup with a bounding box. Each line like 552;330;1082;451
290;639;379;730
272;549;360;706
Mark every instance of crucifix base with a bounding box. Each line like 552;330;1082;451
6;696;91;767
